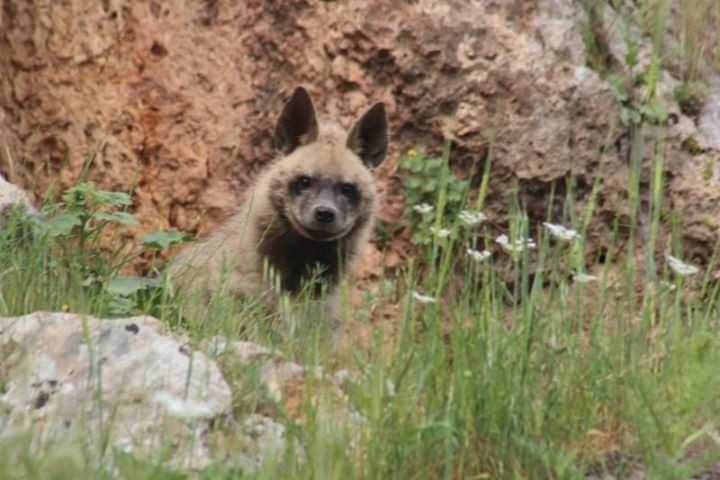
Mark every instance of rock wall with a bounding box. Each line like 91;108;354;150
1;0;718;269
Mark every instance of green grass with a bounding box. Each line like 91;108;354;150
3;144;720;479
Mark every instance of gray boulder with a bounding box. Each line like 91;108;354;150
0;173;35;219
0;312;231;468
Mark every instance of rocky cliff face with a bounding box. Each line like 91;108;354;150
1;0;718;270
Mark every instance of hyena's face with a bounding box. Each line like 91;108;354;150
272;87;388;242
286;170;363;240
279;143;376;241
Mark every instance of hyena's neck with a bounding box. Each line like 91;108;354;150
256;216;354;296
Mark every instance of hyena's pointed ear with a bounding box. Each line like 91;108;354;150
346;102;388;169
273;87;320;154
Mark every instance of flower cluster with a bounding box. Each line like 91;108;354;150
413;203;434;215
543;222;580;241
495;234;536;254
667;255;700;277
573;272;597;283
458;210;486;227
429;226;452;238
467;248;492;262
412;291;437;304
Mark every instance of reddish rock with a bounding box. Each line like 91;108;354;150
0;0;718;272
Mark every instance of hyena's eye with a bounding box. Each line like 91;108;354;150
340;183;359;201
295;175;312;190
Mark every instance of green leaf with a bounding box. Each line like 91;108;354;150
607;74;629;103
422;180;437;192
108;296;136;316
62;182;95;206
448;190;464;202
428;158;444;170
93;211;139;225
47;212;82;237
93;190;132;207
141;230;194;249
639;102;668;124
410;231;431;245
106;275;160;296
406;177;423;190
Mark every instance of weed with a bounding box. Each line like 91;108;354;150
399;148;471;246
0;182;189;317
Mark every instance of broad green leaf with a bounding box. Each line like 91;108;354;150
106;275;160;296
422;180;437;191
62;182;95;206
93;211;139;225
93;190;132;207
47;212;81;237
142;230;193;249
108;295;136;316
428;158;444;170
406;177;423;190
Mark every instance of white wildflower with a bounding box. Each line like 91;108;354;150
467;248;491;262
412;291;436;304
495;234;510;248
572;273;597;283
495;234;536;254
413;203;434;215
458;210;486;227
153;391;213;420
385;379;396;398
543;222;579;241
667;255;700;277
429;226;452;238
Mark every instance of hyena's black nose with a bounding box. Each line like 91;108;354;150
314;206;337;224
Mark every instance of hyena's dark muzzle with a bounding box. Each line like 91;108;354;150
314;205;337;224
291;178;359;241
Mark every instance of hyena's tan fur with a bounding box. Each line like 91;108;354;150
169;87;388;325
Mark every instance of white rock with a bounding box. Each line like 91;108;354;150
0;312;232;469
0;173;36;218
234;414;288;472
699;81;720;151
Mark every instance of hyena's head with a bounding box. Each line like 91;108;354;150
270;87;388;242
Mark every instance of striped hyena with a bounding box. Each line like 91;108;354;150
169;87;388;328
